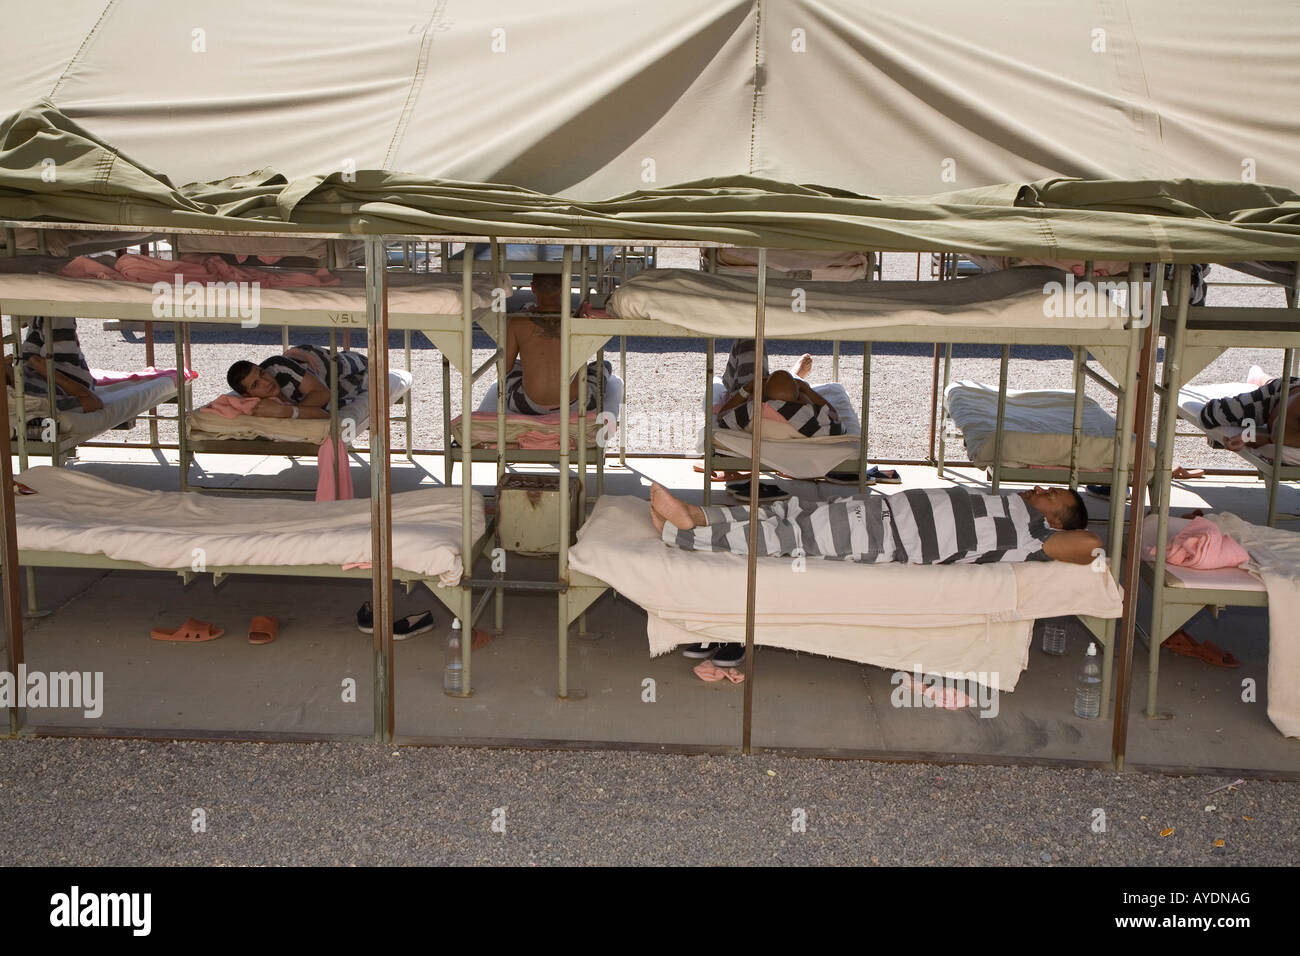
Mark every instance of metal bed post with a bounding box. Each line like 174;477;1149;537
576;278;591;639
557;246;575;698
990;346;1010;494
1144;265;1183;718
9;315;28;473
1099;284;1143;718
936;343;953;479
858;343;871;494
144;320;159;448
742;248;768;755
1067;263;1095;490
403;329;413;460
620;245;628;467
0;335;25;734
832;341;840;382
494;281;507;638
703;338;715;505
442;354;453;486
364;237;395;741
329;327;341;495
175;321;189;493
1266;342;1293;527
595;345;605;498
42;318;59;467
458;243;476;697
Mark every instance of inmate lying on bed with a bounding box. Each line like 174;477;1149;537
225;344;368;421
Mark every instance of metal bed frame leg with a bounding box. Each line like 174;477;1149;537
936;342;952;480
494;306;507;639
442;355;453;487
144;321;159;449
1069;347;1086;490
595;345;605;499
1145;265;1179;718
832;340;840;383
991;345;1010;494
175;322;189;492
858;343;871;494
329;328;341;496
9;316;29;475
43;318;59;468
1266;347;1293;527
458;244;477;698
557;246;577;698
404;329;413;460
619;335;627;468
703;337;714;504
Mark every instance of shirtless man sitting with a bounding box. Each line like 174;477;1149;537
226;344;368;420
502;274;609;414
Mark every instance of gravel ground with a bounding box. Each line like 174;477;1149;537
31;251;1289;472
0;738;1294;866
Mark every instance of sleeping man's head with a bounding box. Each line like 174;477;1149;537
1022;485;1089;531
227;360;279;399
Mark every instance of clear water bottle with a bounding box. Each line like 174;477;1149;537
1041;621;1067;656
443;618;464;695
1074;642;1102;719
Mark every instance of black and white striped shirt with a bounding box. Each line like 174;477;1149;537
886;488;1053;564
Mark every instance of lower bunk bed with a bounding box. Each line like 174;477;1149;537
182;368;415;492
566;494;1124;706
10;464;490;620
1139;512;1298;738
942;380;1152;487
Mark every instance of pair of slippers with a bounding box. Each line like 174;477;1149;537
150;616;279;645
1162;629;1240;668
823;466;901;485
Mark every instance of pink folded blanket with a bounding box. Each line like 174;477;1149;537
59;253;340;288
1145;516;1249;569
202;394;264;419
90;366;197;386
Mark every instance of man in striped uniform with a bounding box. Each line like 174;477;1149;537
714;339;843;438
226;344;368;420
649;482;1101;565
3;316;102;412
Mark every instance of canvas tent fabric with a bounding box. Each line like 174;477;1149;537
3;0;1299;197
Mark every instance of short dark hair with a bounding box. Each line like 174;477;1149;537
531;273;562;292
227;360;257;395
1060;489;1089;531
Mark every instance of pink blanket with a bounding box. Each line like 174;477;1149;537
203;394;264;419
60;253;340;288
90;366;197;386
1146;516;1249;569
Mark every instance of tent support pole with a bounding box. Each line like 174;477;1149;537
742;248;768;755
365;237;395;741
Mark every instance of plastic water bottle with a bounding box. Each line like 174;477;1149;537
443;619;464;695
1074;642;1102;719
1041;621;1067;656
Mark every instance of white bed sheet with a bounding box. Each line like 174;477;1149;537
569;495;1123;690
9;375;177;444
607;266;1125;335
15;466;483;586
715;248;873;281
1177;381;1300;466
186;369;413;442
0;269;504;315
944;380;1133;470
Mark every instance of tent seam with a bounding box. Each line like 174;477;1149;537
50;0;119;99
384;0;447;171
748;0;763;175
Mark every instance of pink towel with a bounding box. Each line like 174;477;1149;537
316;437;354;502
204;394;263;419
1147;516;1250;569
90;366;197;386
516;430;564;449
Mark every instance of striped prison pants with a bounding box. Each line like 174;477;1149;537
716;339;843;437
662;495;897;564
1199;377;1300;432
503;360;610;415
18;317;94;408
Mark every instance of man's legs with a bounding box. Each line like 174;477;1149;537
1200;377;1300;430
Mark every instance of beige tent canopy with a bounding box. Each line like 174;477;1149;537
3;0;1299;197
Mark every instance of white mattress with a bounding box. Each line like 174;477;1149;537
15;466;483;586
607;266;1125;335
1177;381;1300;466
569;495;1123;690
9;375;177;444
186;369;413;442
0;268;503;316
944;380;1132;470
715;248;872;281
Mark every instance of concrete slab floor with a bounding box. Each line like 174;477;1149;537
2;448;1296;773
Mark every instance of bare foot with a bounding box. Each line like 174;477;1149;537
790;353;812;379
650;506;666;534
650;482;701;531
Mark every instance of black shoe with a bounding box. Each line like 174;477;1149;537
393;610;435;641
681;642;718;659
356;601;374;634
711;643;746;667
726;480;789;502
